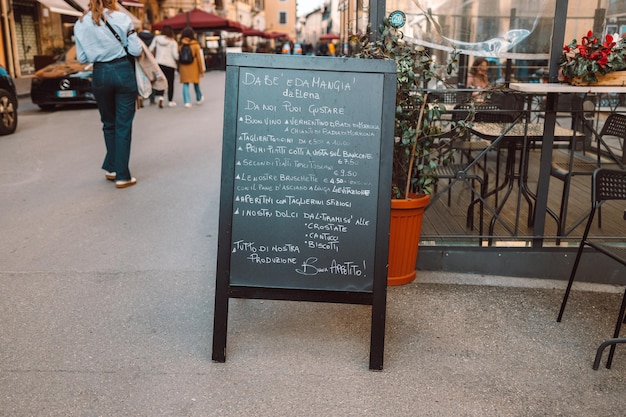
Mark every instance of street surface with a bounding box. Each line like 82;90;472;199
1;70;626;416
3;72;223;273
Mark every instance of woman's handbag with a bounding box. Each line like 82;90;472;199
134;59;152;98
137;42;167;92
104;20;150;96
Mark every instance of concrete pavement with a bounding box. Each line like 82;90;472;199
2;71;626;416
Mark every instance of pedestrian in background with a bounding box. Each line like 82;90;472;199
467;57;491;102
137;24;155;106
317;41;329;56
74;0;142;189
467;57;490;89
178;27;205;108
137;24;154;46
328;42;336;56
149;24;178;108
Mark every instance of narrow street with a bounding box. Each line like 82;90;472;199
1;71;626;416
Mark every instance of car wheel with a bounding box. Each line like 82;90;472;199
0;88;17;135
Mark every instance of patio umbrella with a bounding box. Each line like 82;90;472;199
152;8;243;32
319;33;340;41
264;31;289;39
242;26;267;37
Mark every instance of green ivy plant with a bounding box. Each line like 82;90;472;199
356;19;470;199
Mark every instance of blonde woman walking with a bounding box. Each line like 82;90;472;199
74;0;142;188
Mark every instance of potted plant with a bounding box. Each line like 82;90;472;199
356;19;466;285
560;30;626;85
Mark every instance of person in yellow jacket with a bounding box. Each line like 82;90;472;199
328;42;336;57
178;27;205;108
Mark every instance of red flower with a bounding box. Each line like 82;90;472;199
560;29;626;83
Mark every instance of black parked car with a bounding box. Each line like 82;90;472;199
0;63;18;135
31;45;96;110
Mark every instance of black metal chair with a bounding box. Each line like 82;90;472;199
557;168;626;369
435;159;486;237
428;118;487;239
431;92;525;240
550;113;626;241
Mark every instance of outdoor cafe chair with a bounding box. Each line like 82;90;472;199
557;168;626;369
550;113;626;241
429;124;487;240
435;158;486;238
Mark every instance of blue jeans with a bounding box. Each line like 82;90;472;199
182;82;202;105
92;58;137;181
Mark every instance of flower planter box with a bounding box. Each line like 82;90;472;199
570;71;626;86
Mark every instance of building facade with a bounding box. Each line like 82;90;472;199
264;0;296;39
0;0;620;78
0;0;275;78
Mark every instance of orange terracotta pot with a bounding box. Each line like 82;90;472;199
388;193;431;286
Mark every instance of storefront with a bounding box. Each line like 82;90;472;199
1;0;142;78
1;0;80;76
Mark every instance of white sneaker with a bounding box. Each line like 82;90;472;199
196;97;205;105
168;101;177;107
115;177;137;189
184;103;192;108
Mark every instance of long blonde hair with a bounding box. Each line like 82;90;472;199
80;0;118;25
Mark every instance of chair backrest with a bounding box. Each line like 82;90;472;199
593;168;626;205
452;91;525;123
489;91;525;112
600;113;626;140
430;90;473;106
474;104;516;123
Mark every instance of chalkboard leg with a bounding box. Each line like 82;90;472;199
212;274;229;363
369;278;387;370
369;307;385;370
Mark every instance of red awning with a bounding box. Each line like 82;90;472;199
319;33;340;41
242;26;266;37
263;31;288;39
153;8;243;32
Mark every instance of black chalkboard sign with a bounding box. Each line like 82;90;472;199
213;53;396;370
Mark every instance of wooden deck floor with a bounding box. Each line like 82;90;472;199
421;146;626;246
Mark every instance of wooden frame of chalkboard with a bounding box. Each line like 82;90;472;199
213;53;397;370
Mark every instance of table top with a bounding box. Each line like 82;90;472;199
510;82;626;94
470;122;585;140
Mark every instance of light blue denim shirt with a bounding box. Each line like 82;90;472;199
74;9;142;64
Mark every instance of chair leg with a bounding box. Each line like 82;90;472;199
557;240;587;322
466;178;474;229
605;287;626;368
465;175;486;245
556;175;573;245
594;338;626;370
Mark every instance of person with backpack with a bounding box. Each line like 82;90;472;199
178;27;205;108
317;41;329;56
149;24;179;108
